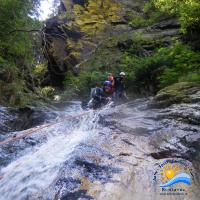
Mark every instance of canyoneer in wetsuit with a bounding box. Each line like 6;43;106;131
114;72;128;100
103;80;114;101
88;81;111;109
107;73;115;94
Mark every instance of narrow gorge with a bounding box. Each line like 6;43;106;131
0;0;200;199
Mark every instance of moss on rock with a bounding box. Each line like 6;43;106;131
150;82;200;108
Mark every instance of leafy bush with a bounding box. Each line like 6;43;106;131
153;0;200;32
119;42;200;93
0;0;42;106
0;58;23;105
34;63;48;75
64;71;108;97
158;43;200;87
127;1;171;28
179;74;200;82
40;86;55;97
127;14;149;28
127;0;200;33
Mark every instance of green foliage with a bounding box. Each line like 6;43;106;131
40;86;55;97
0;80;27;106
0;56;23;105
153;0;200;32
63;33;167;95
144;1;172;22
159;44;200;87
119;53;162;92
0;0;41;56
179;73;200;82
64;22;200;97
127;13;148;28
127;1;170;28
0;0;43;106
64;71;107;97
0;58;30;106
119;42;200;92
34;63;48;75
33;62;48;86
127;0;200;31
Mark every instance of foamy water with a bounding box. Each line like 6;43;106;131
0;102;110;200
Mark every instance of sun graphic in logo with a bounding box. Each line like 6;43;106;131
165;169;175;179
161;163;180;182
154;160;195;194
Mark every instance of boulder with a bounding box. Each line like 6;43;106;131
151;18;180;30
149;82;200;108
0;106;57;134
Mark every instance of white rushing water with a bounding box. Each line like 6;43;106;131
0;102;111;200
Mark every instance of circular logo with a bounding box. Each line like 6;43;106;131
153;159;196;196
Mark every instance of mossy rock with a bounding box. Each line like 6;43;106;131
149;82;200;108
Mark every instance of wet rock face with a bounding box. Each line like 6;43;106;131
61;190;93;200
149;82;200;108
184;24;200;51
0;99;199;199
43;17;82;86
147;82;200;164
117;39;133;51
100;99;200;199
0;106;53;167
157;103;200;126
44;0;181;88
102;97;200;163
151;18;180;30
0;106;57;134
149;102;200;167
72;0;86;6
0;107;16;134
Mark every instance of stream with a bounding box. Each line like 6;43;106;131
0;99;199;200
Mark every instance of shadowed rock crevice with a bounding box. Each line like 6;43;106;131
74;158;123;183
61;190;93;200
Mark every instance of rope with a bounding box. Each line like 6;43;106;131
0;100;129;146
0;111;91;146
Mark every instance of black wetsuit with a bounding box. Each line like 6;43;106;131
90;87;112;109
103;86;114;99
114;76;125;98
90;87;105;109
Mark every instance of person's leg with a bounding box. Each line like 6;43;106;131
115;90;120;99
118;89;123;98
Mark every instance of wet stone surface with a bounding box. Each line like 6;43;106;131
0;99;199;200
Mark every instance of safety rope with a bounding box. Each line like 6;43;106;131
0;111;91;146
0;100;129;146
